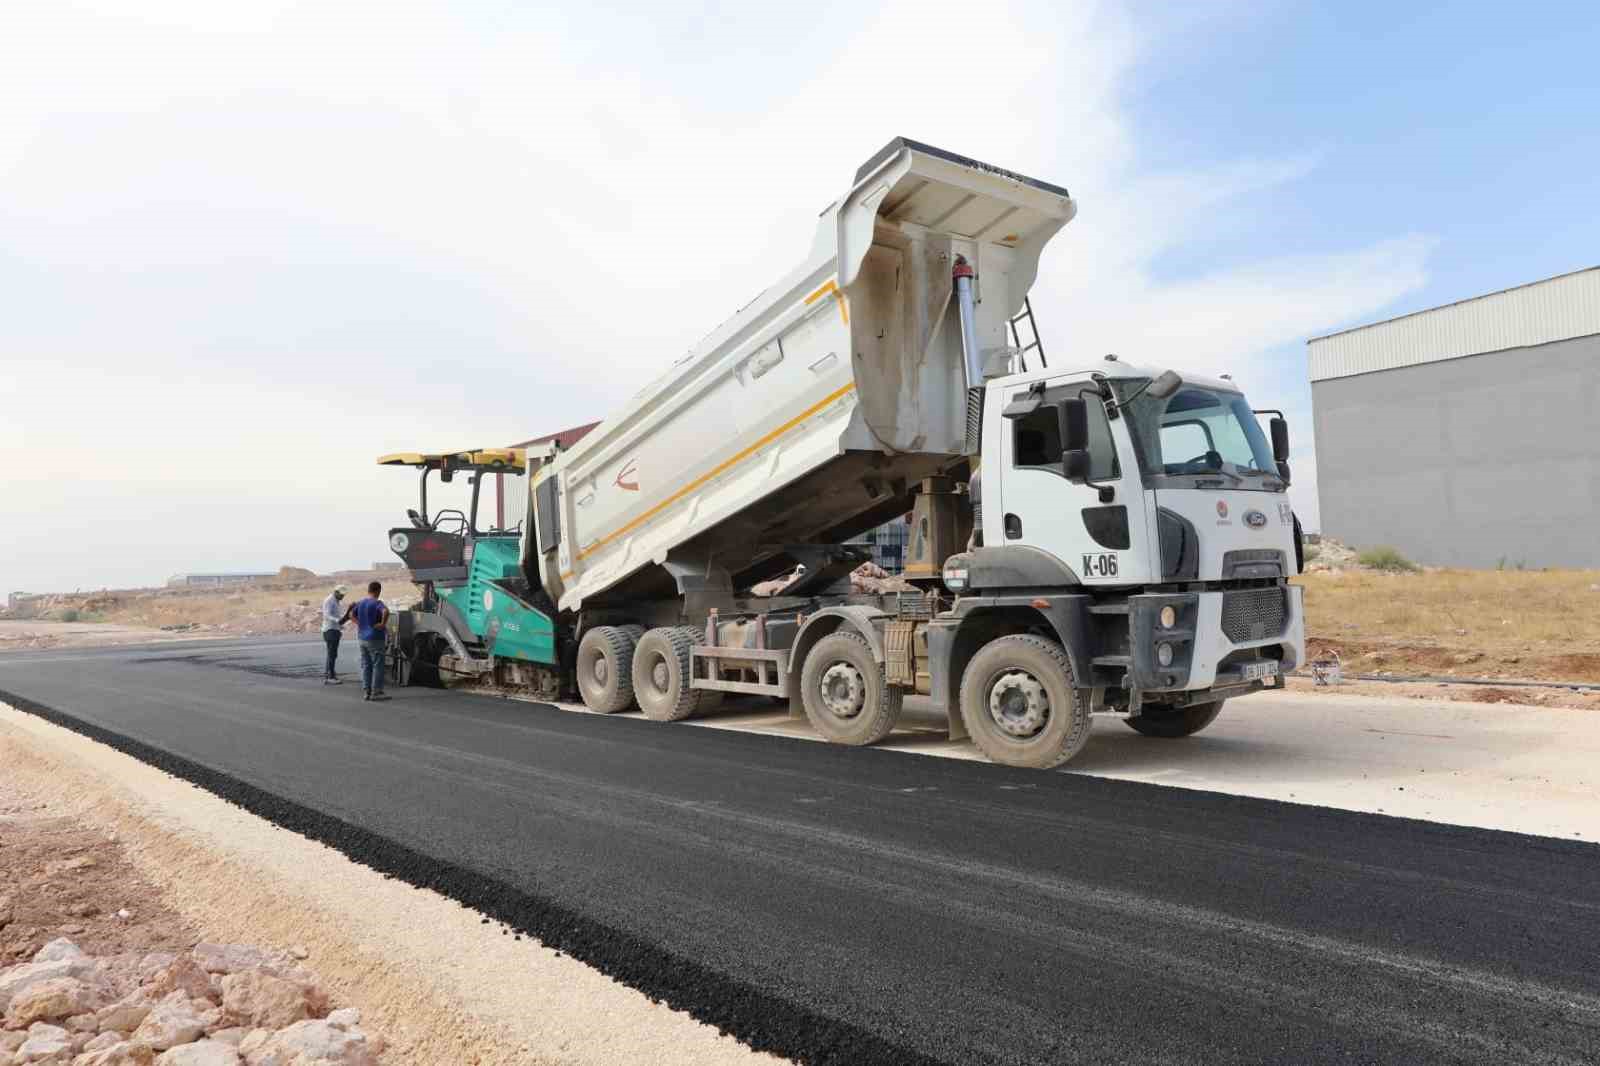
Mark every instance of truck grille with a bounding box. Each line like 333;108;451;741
1221;587;1287;643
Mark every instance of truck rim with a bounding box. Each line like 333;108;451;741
988;671;1049;738
592;658;609;686
819;662;865;718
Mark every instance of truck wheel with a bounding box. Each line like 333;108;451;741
959;635;1091;769
576;626;638;713
1125;700;1225;738
632;627;703;722
799;632;902;746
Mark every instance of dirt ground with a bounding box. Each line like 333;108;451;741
1298;565;1600;688
1;570;420;650
1283;673;1600;711
0;782;199;967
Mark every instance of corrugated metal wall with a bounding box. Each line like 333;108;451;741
1308;266;1600;382
495;473;530;534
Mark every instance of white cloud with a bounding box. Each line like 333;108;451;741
1;0;1423;591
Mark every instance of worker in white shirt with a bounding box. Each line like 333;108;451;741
321;585;352;684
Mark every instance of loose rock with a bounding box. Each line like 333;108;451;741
131;995;208;1051
147;960;212;1005
0;959;85;1013
33;942;87;966
236;1020;376;1066
7;977;99;1027
94;990;155;1034
73;1041;156;1066
217;973;312;1032
322;1010;357;1032
80;1033;123;1053
153;1040;240;1066
17;1022;71;1062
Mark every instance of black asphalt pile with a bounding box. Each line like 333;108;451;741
4;639;1600;1066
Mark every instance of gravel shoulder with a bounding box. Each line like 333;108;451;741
0;705;780;1066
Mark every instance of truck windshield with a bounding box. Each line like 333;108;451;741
1119;383;1280;486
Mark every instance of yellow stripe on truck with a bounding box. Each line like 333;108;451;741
565;381;858;570
804;279;849;325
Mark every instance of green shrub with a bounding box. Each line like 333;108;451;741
57;608;80;622
1357;546;1419;572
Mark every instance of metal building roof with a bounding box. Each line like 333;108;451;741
1307;265;1600;381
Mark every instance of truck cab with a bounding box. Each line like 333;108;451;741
928;356;1304;763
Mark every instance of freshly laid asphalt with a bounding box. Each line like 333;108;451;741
2;636;1598;1065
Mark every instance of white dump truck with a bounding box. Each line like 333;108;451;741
512;138;1305;768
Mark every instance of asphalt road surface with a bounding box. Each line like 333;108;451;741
3;636;1598;1065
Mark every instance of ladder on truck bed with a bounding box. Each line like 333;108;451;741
1009;298;1047;371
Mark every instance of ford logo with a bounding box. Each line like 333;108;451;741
1244;510;1268;529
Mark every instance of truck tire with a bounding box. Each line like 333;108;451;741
632;627;703;722
959;635;1091;769
799;632;902;746
576;626;638;713
1125;700;1225;738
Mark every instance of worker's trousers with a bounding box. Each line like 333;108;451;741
322;629;341;679
359;639;387;695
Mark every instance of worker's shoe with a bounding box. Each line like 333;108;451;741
370;693;392;702
323;678;342;685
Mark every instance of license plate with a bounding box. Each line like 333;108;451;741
1241;660;1278;681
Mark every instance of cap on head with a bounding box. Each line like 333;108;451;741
333;584;348;598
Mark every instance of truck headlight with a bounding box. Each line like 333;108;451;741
1156;642;1174;667
1159;605;1177;628
942;564;969;592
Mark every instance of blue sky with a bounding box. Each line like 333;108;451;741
1132;1;1600;381
3;1;1596;592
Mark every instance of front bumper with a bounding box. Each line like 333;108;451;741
1128;584;1304;692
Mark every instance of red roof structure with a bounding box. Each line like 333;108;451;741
513;422;600;451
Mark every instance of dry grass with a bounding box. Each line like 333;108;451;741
13;570;418;636
1299;568;1600;682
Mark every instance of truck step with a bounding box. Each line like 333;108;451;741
1088;603;1130;616
1091;655;1131;668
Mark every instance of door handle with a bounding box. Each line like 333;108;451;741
1004;513;1023;540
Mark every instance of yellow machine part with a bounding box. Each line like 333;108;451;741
376;448;527;473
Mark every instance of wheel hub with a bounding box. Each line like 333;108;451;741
989;671;1048;737
819;662;865;718
651;659;670;691
593;658;609;686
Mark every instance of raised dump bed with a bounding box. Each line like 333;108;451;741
530;138;1077;611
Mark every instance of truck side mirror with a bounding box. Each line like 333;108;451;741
1270;416;1290;462
1063;449;1091;482
1059;399;1089;452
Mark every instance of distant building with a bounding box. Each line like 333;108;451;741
1309;266;1600;568
166;572;276;588
7;591;43;611
371;562;405;571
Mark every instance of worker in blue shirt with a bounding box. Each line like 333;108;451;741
351;581;392;701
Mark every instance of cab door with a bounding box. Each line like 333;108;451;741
992;380;1156;586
